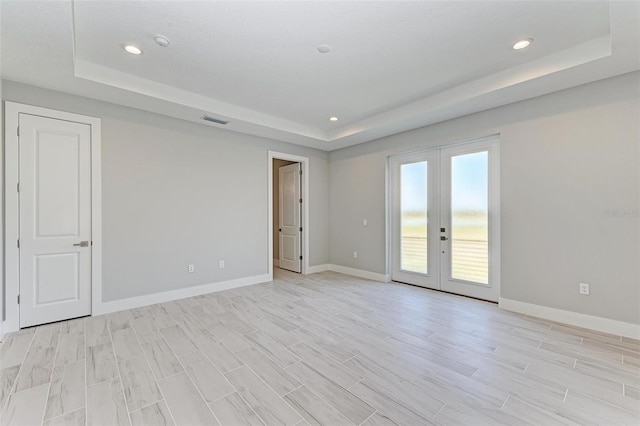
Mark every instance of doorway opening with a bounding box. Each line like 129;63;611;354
273;159;301;272
267;152;310;279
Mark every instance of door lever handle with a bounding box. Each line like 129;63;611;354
73;241;89;247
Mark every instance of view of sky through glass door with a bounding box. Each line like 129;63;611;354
450;151;489;284
400;161;428;274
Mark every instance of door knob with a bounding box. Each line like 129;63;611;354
73;241;89;247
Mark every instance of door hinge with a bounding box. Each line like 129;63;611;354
299;198;303;203
17;127;20;137
299;170;302;175
17;182;20;192
17;240;20;249
299;255;303;260
299;227;302;232
17;295;20;304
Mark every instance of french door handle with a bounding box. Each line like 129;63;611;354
440;236;448;241
73;241;89;247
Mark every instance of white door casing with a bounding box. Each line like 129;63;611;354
279;163;302;273
4;101;102;334
267;151;309;279
19;114;93;327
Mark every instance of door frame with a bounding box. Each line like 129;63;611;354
387;134;500;301
3;102;102;333
268;151;309;279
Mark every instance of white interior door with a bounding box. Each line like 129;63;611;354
19;113;92;327
391;138;500;302
279;163;301;273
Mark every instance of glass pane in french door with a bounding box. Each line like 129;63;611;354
451;151;489;284
400;161;428;274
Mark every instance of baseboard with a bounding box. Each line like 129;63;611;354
499;297;640;340
307;264;329;274
94;274;270;316
327;264;390;282
273;259;279;267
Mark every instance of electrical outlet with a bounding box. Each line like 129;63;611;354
579;283;590;295
353;251;358;258
188;264;195;273
219;260;225;269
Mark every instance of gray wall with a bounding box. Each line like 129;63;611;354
272;159;295;262
2;72;638;326
329;71;640;324
2;81;330;302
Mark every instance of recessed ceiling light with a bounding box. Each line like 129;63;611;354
512;38;533;50
154;35;170;48
124;45;143;55
329;116;338;122
317;44;331;54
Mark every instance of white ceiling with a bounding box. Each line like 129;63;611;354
1;1;639;151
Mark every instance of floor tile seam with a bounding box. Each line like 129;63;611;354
107;316;135;426
162;327;234;426
563;387;640;418
0;324;38;418
289;359;379;423
41;322;65;423
127;311;179;426
281;375;358;426
357;409;378;426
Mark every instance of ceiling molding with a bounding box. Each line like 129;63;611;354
2;1;637;151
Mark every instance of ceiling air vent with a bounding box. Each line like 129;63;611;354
201;115;229;125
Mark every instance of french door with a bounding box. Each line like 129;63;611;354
390;137;500;302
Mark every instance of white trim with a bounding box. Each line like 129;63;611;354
94;274;270;316
3;102;102;334
268;151;310;280
328;264;391;283
307;264;329;274
499;297;640;340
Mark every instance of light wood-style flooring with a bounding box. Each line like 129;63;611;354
0;270;638;425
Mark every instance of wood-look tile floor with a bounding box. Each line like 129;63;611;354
1;269;639;425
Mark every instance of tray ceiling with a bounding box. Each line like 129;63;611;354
2;1;639;150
